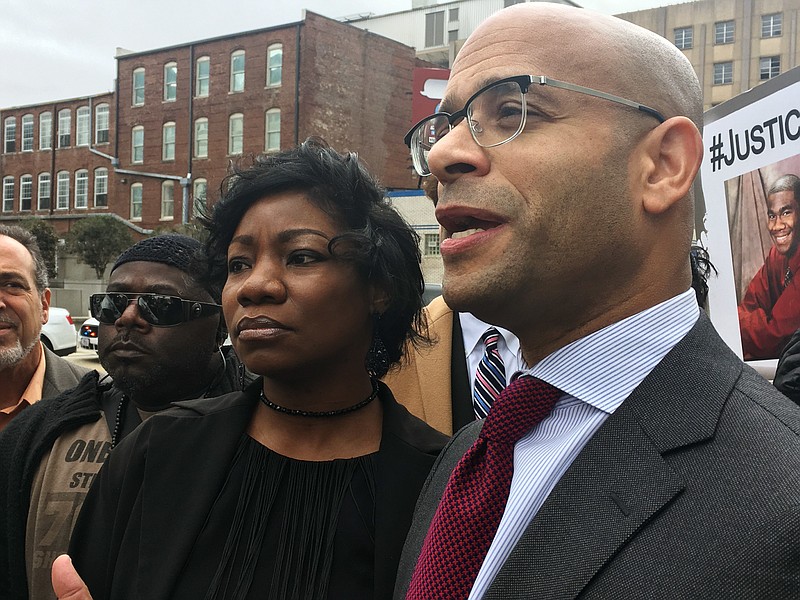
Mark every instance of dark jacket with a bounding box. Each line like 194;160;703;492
396;314;800;599
0;346;250;600
69;381;448;600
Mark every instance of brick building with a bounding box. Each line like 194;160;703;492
0;11;427;235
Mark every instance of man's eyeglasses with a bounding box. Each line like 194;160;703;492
89;292;222;327
404;74;667;177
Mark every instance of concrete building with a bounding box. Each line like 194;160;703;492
0;10;428;236
618;0;800;110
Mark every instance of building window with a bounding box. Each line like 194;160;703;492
95;104;109;144
266;44;282;87
4;117;16;153
132;68;145;105
75;170;88;208
503;0;525;6
132;126;144;163
762;13;782;38
162;122;175;161
76;106;90;146
674;26;693;49
20;175;32;211
265;108;280;152
714;20;734;45
2;177;13;212
194;118;208;158
196;56;210;97
229;113;243;155
425;11;445;47
424;233;441;256
56;171;69;210
449;7;459;20
161;181;174;219
760;56;781;80
58;109;71;148
94;168;108;207
163;62;177;102
37;173;51;210
130;183;142;220
39;112;52;150
713;61;733;85
193;178;207;217
21;114;34;152
230;50;245;92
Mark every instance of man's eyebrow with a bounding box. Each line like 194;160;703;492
439;75;534;114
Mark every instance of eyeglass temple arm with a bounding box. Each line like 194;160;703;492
533;76;666;123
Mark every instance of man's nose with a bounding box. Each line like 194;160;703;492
427;120;490;183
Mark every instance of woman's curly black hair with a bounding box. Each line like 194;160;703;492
199;137;429;376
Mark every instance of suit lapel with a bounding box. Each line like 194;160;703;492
486;315;740;599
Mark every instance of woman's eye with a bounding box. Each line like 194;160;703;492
228;259;249;274
288;251;322;265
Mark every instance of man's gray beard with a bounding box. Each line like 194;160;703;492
0;337;38;369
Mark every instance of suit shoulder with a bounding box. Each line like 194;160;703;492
733;364;800;437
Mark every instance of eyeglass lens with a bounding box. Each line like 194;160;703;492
411;80;525;176
90;293;188;326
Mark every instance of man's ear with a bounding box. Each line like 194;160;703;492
636;116;703;215
41;288;51;326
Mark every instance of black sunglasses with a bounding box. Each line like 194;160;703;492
89;292;222;327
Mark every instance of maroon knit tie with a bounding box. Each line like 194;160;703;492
406;375;561;599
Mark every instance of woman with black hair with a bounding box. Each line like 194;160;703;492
63;138;448;600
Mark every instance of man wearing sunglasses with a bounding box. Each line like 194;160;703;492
0;234;252;600
395;4;800;599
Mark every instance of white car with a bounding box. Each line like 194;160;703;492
78;317;99;352
41;307;78;356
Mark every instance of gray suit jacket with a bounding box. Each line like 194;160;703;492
395;314;800;599
41;346;90;400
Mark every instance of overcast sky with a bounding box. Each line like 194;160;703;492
1;0;679;108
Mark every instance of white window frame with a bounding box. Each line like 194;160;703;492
229;113;243;155
58;109;71;148
4;117;16;153
425;11;445;48
94;168;108;207
762;13;782;38
265;108;280;152
2;177;14;212
20;175;32;211
674;26;693;49
266;44;282;87
95;104;109;144
162;122;176;161
75;169;89;209
76;106;90;146
21;114;34;152
193;178;207;218
196;56;210;97
194;118;208;158
160;180;174;220
132;126;144;163
132;68;145;106
230;50;245;93
39;112;52;150
130;183;142;220
163;62;178;102
760;56;781;80
56;171;69;210
424;233;441;256
37;173;51;210
713;61;733;85
714;20;734;45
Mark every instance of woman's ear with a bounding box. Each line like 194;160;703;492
635;116;703;215
369;285;390;315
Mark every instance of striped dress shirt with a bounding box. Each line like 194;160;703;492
468;289;700;599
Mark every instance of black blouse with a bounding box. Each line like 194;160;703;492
173;434;377;600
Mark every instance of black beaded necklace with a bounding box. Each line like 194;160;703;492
259;378;379;418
